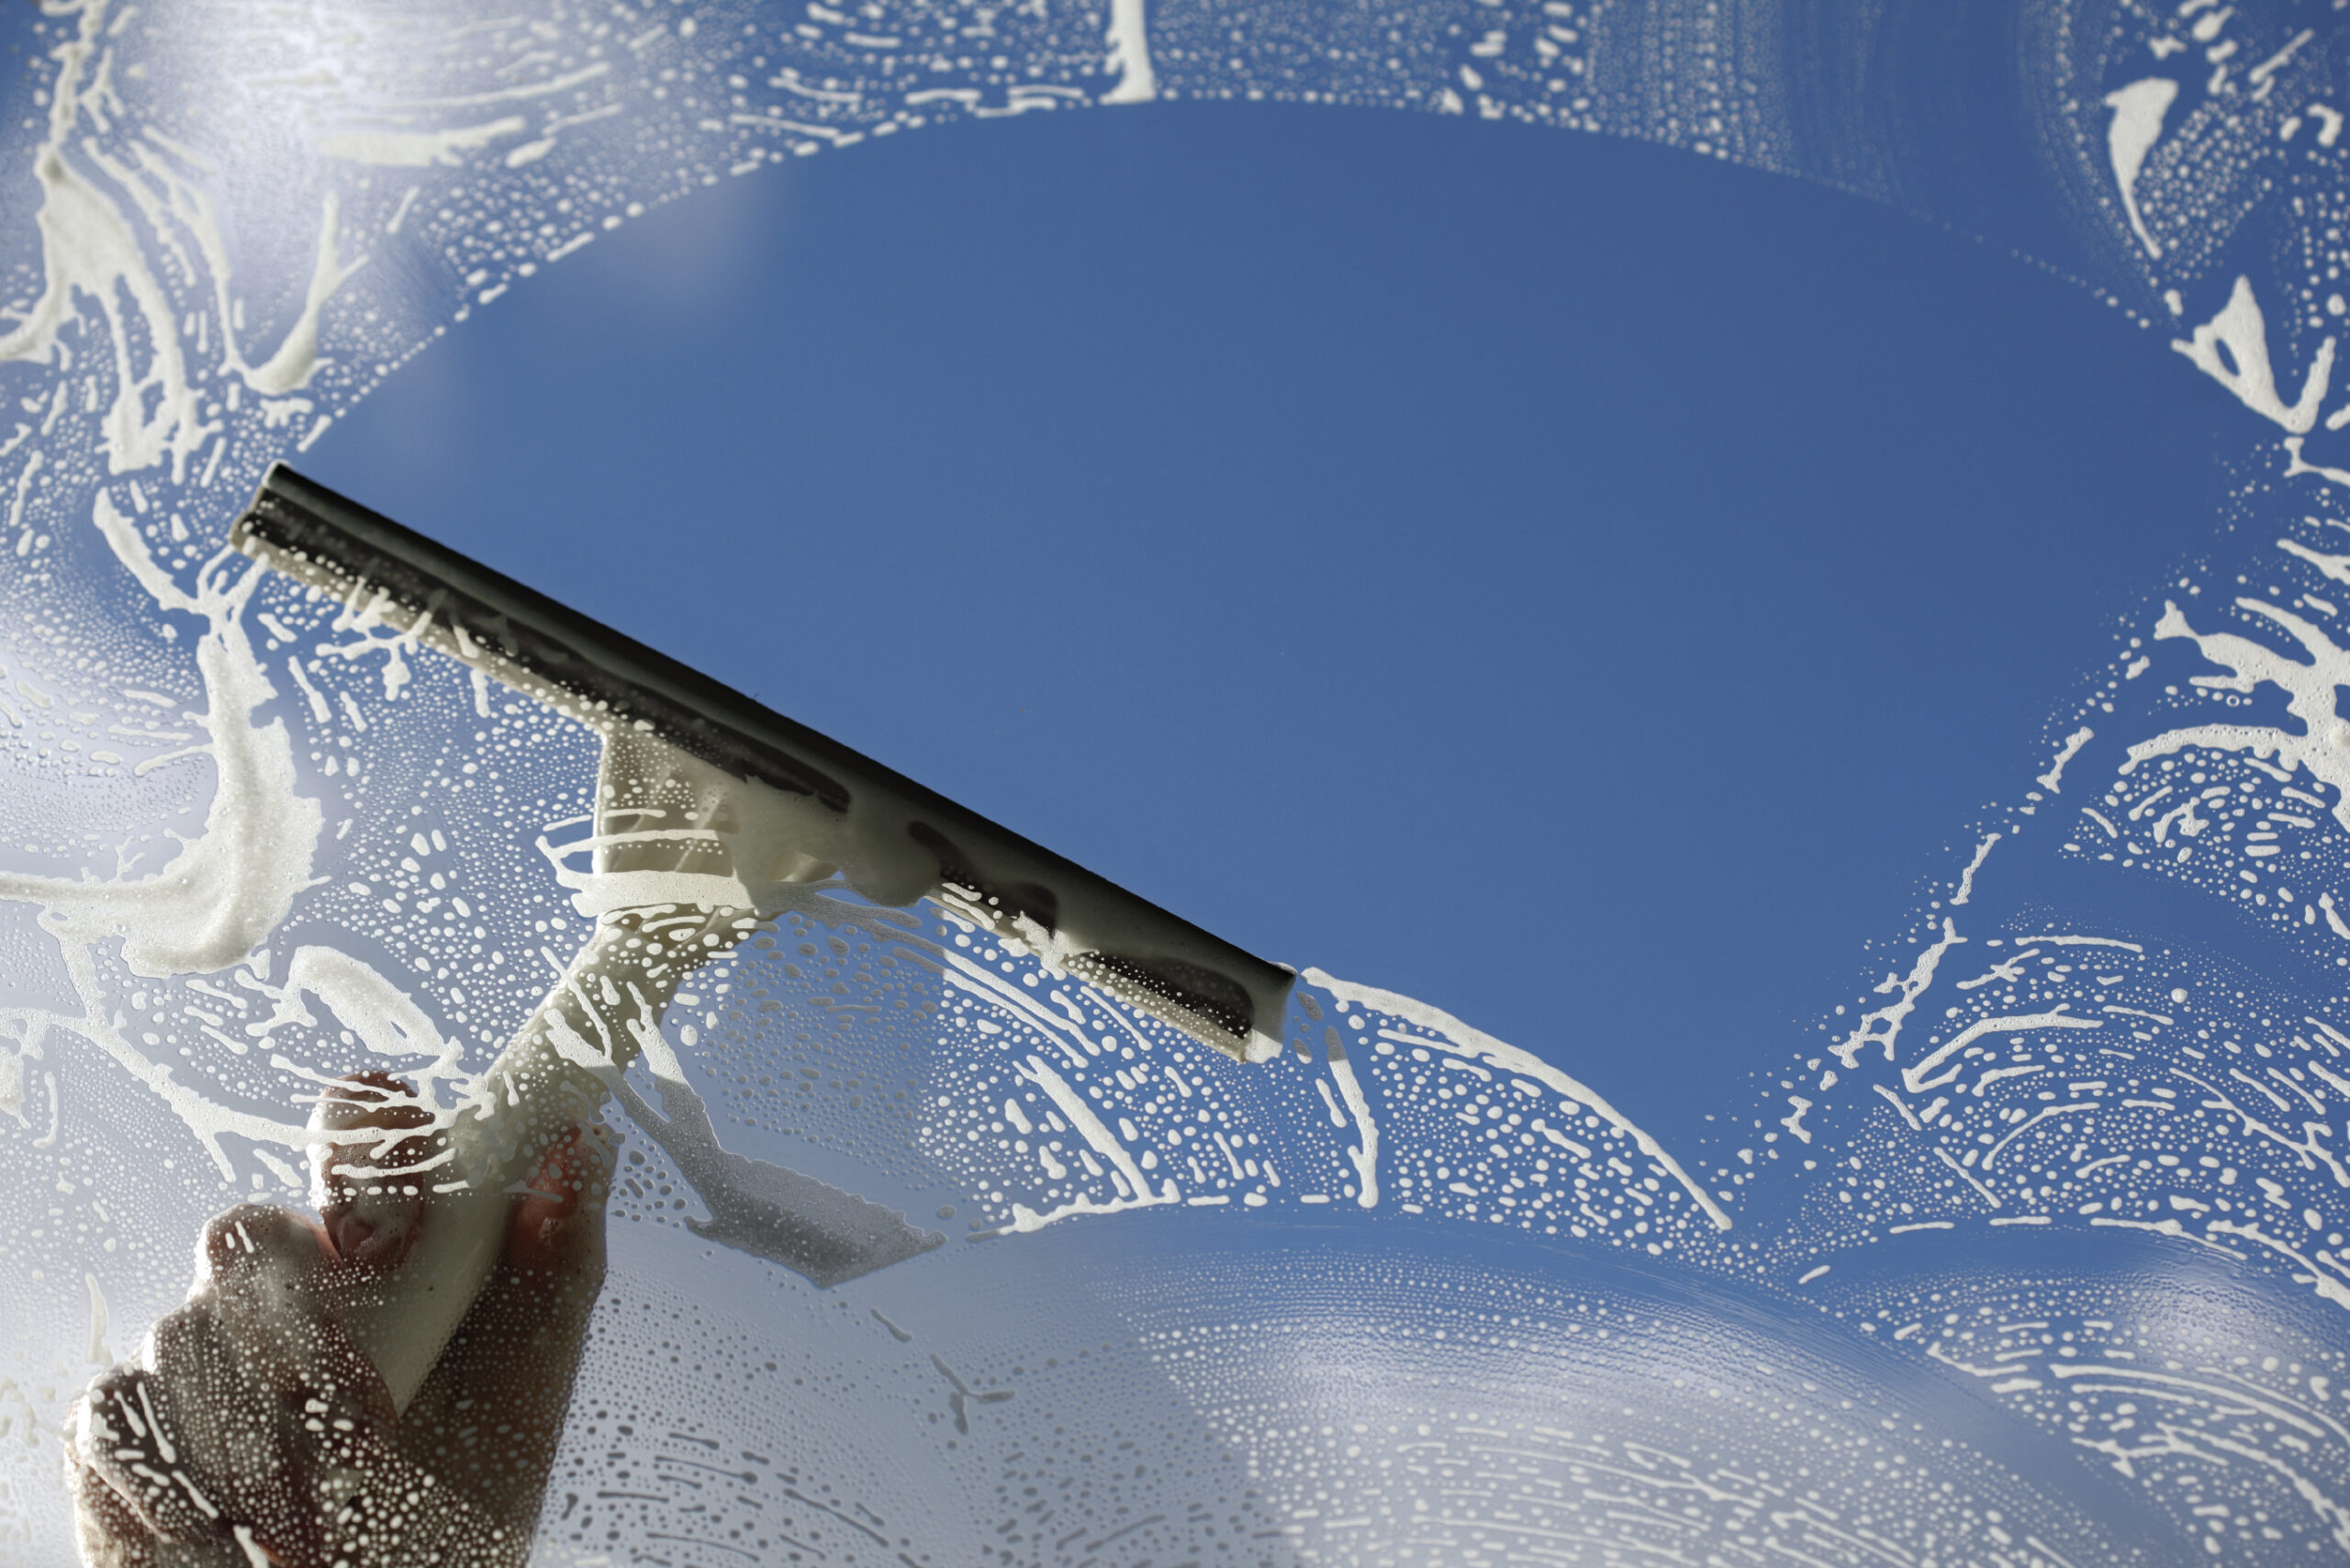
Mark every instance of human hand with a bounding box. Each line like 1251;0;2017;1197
65;1081;611;1568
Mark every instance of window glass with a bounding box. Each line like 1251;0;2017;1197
1;4;2344;1564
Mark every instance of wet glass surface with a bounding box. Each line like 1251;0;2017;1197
5;2;2350;1563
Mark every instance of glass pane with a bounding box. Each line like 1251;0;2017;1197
0;3;2344;1564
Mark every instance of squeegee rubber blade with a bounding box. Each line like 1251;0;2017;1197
231;464;1296;1057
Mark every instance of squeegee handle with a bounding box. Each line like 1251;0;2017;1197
340;1003;623;1412
340;1165;511;1412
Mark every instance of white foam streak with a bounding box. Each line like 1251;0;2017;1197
251;946;464;1102
1901;1009;2102;1096
2174;276;2335;436
2036;726;2093;792
0;3;211;477
2122;595;2350;829
313;116;529;167
1100;0;1157;106
236;192;364;396
1304;968;1731;1231
1001;1052;1178;1232
38;939;311;1173
1325;1048;1380;1207
1950;832;1999;905
0;498;320;977
1830;917;1964;1070
2102;78;2177;259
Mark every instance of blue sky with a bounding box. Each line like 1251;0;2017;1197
308;99;2223;1147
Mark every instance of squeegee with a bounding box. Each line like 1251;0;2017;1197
232;463;1294;1407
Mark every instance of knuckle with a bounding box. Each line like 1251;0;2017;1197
197;1204;316;1285
141;1298;219;1376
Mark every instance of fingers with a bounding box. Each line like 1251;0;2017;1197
193;1204;390;1428
71;1366;235;1550
71;1344;311;1565
196;1203;328;1294
308;1074;442;1271
64;1451;166;1568
73;1202;408;1567
73;1103;599;1568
